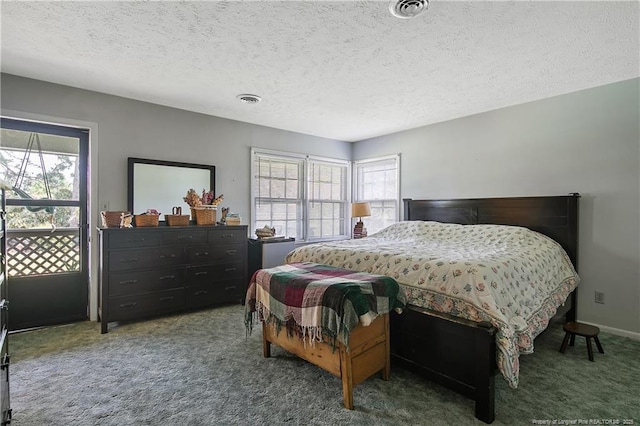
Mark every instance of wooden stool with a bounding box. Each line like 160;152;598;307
559;321;604;361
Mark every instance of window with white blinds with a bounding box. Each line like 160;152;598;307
251;148;349;242
353;154;400;235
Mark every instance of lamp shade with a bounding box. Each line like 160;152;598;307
351;202;371;218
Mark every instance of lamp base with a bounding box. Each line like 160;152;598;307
353;221;367;239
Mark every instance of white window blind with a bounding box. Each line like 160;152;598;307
307;159;348;240
353;154;400;235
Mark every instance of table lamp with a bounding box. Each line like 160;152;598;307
352;202;371;239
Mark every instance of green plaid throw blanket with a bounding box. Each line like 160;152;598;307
245;262;406;348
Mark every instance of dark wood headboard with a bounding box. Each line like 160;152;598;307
403;194;580;270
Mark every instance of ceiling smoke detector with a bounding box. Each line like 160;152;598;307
389;0;429;19
236;94;262;104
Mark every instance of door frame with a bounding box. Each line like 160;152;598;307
1;117;90;328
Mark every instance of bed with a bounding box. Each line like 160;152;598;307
245;262;407;409
284;195;580;423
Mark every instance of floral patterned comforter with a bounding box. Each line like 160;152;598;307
285;221;580;389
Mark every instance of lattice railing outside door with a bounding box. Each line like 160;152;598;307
6;228;80;276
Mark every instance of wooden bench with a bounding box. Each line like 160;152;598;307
262;313;390;409
559;321;604;361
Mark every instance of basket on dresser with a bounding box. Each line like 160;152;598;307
165;207;190;226
134;214;160;227
194;206;217;226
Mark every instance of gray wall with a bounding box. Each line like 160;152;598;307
2;73;638;336
353;78;640;335
1;73;351;320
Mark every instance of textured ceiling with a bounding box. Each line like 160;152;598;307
1;1;638;142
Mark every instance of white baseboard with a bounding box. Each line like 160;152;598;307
578;320;640;341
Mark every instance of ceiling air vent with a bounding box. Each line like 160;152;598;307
389;0;429;19
236;94;262;104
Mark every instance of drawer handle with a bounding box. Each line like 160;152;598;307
159;275;175;281
177;235;193;240
159;296;174;302
127;238;145;243
224;286;237;291
118;280;138;285
120;258;139;263
195;271;208;276
119;302;138;309
226;250;237;255
224;268;237;272
196;252;209;257
222;234;234;238
159;254;176;260
194;290;208;296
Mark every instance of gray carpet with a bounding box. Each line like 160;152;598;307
9;304;640;425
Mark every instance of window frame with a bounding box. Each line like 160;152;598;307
352;154;401;235
251;148;351;243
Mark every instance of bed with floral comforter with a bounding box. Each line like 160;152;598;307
285;221;580;389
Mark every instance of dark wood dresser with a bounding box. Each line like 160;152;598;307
0;182;11;424
98;225;247;333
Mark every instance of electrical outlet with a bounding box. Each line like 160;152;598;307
594;291;605;304
101;201;110;211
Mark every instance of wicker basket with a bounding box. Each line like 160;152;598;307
194;207;217;226
165;214;190;226
134;214;160;227
101;211;129;228
165;207;190;226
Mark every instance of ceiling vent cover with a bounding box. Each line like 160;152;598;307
237;94;262;104
389;0;429;19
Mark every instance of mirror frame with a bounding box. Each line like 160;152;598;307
127;157;215;221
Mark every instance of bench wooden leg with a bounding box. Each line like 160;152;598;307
586;337;594;362
569;333;576;346
594;336;604;354
339;345;354;410
382;313;391;381
262;325;271;358
559;332;571;353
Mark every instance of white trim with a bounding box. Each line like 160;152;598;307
577;320;640;341
1;108;100;322
353;153;400;165
352;154;401;228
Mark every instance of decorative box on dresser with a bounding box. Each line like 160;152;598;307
0;181;11;425
99;225;247;333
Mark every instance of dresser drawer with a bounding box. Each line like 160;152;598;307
163;229;207;245
109;247;183;271
108;288;185;320
186;243;244;265
185;280;243;308
208;228;246;244
108;267;184;296
185;262;244;284
108;230;162;249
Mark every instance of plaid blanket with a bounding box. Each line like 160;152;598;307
245;262;406;348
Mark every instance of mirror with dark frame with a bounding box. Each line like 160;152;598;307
127;157;215;222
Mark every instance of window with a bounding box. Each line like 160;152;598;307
353;154;400;235
251;148;349;242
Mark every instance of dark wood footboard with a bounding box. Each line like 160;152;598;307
390;305;497;423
